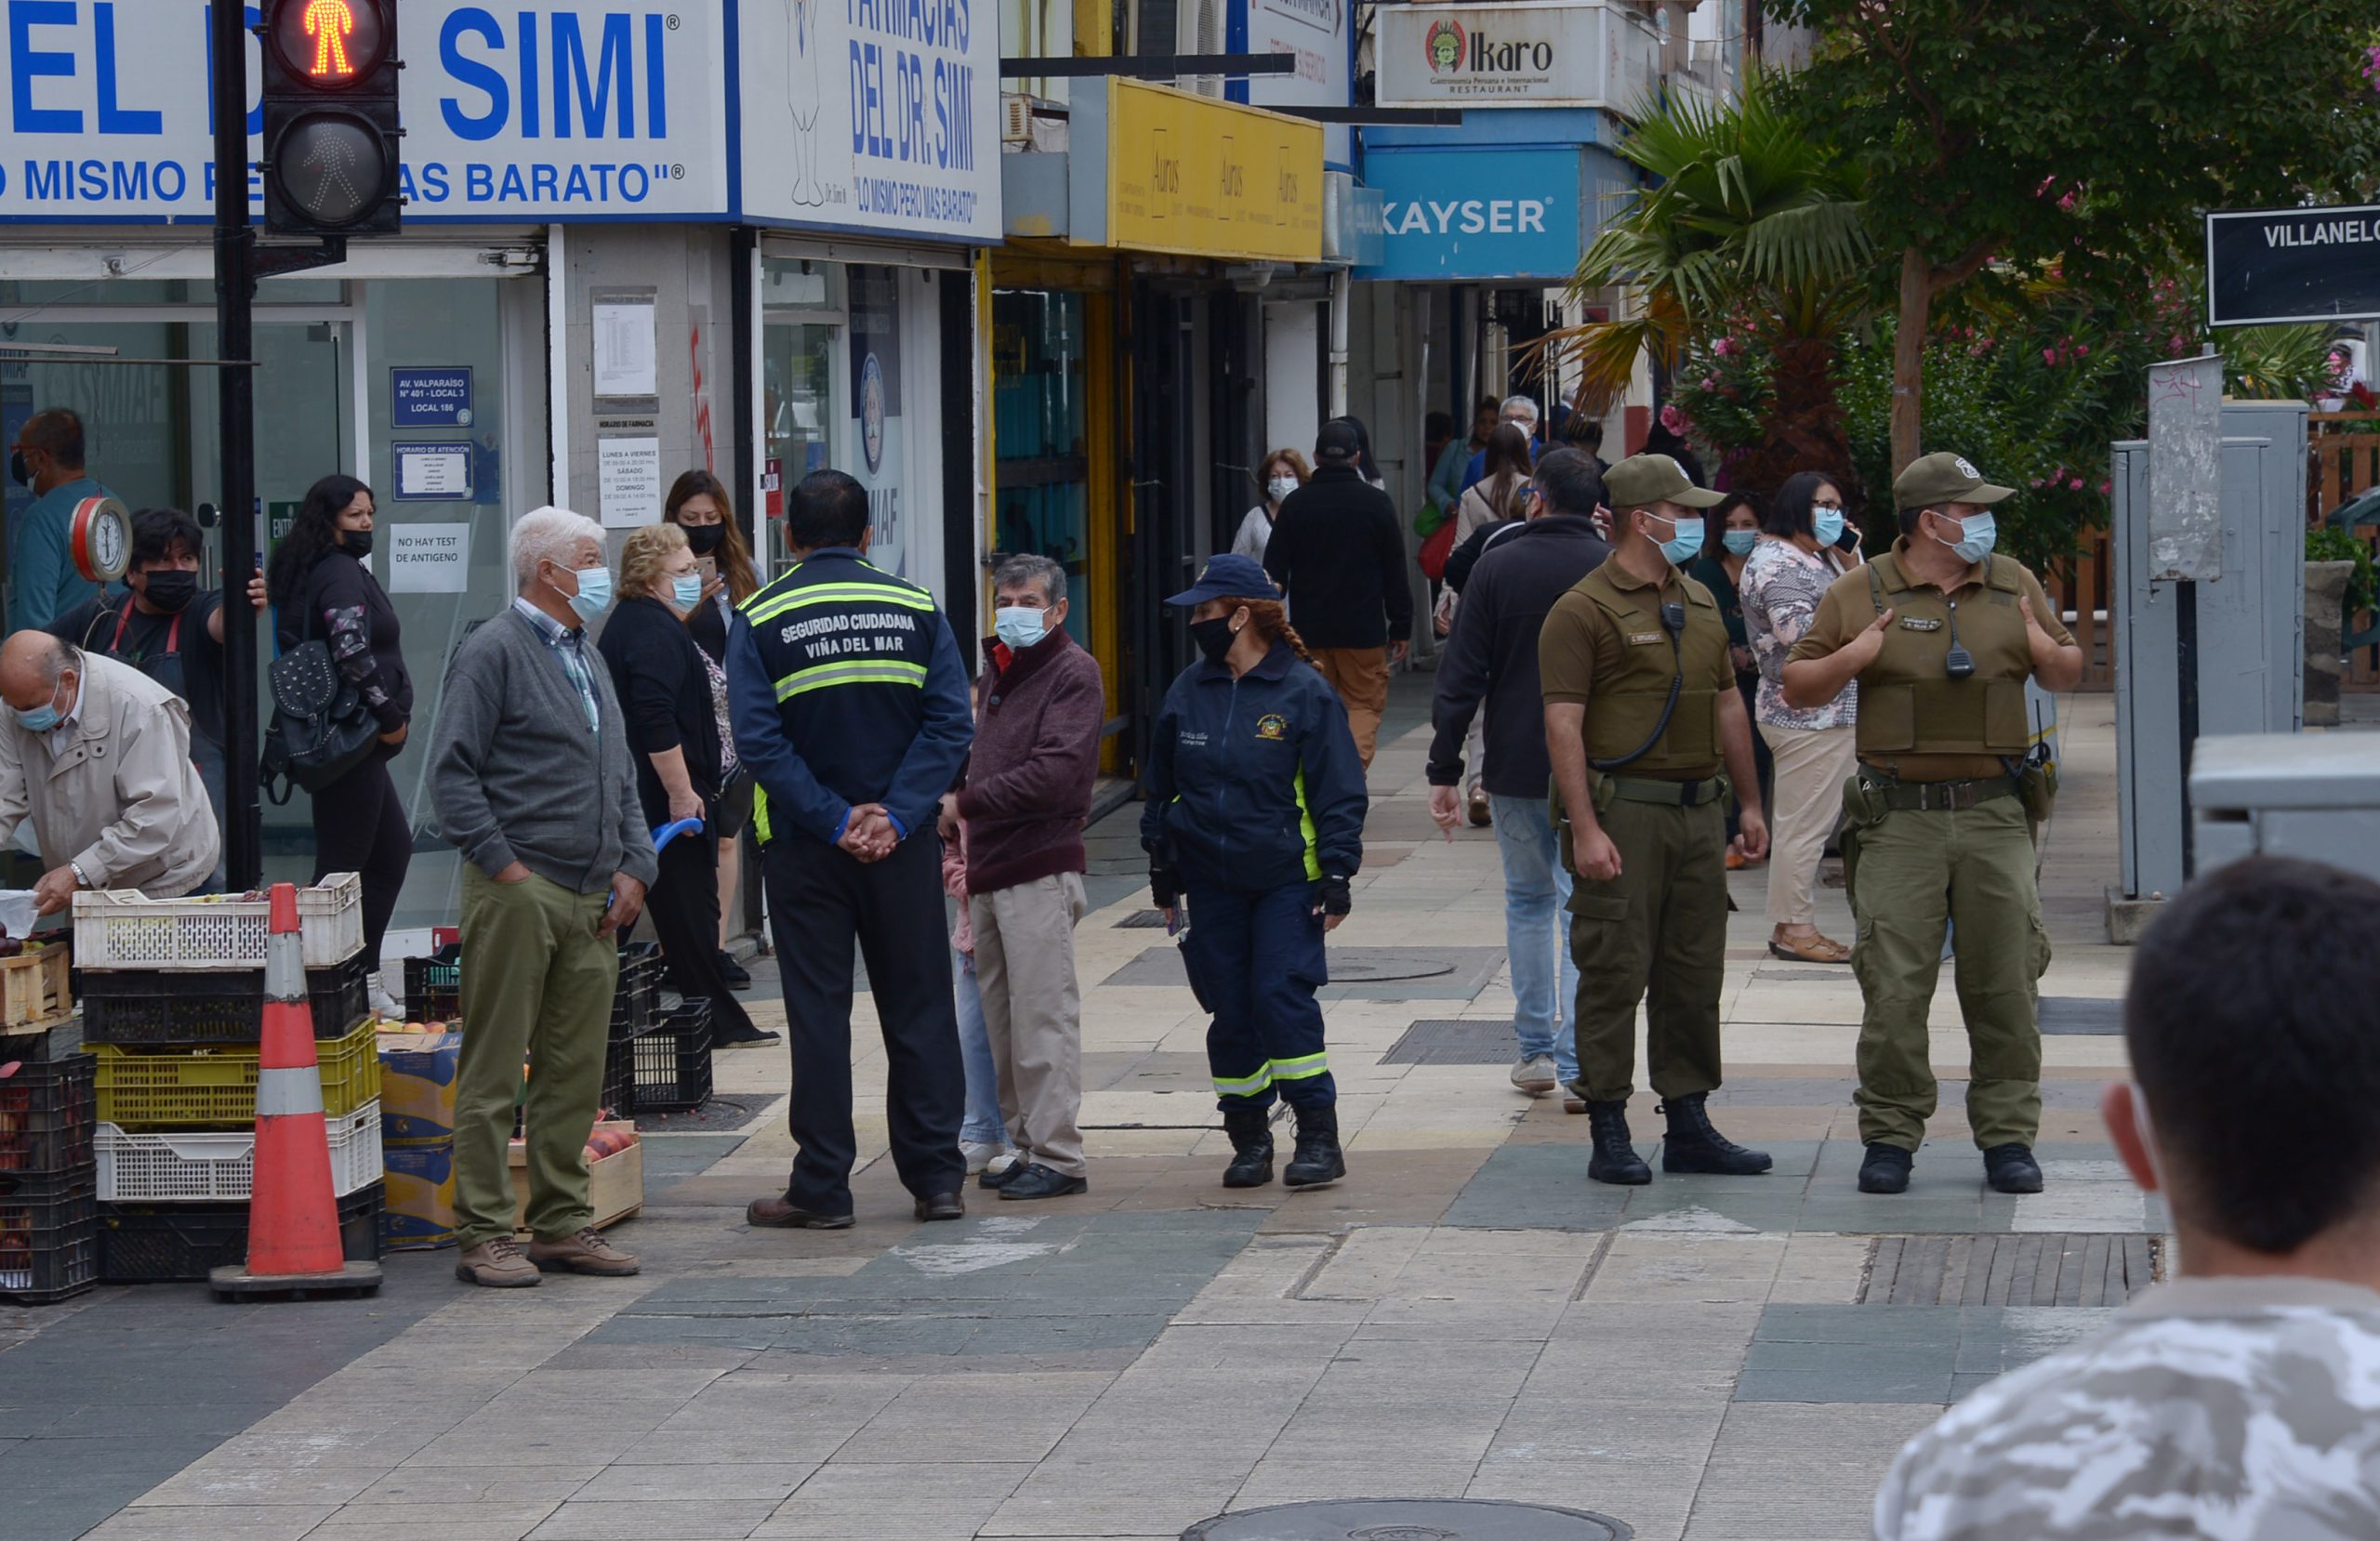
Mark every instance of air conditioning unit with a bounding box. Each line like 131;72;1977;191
1003;93;1034;146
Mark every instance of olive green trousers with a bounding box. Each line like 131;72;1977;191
1565;796;1728;1105
1844;795;2048;1152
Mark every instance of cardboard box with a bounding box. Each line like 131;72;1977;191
377;1029;461;1144
380;1138;456;1251
509;1120;641;1237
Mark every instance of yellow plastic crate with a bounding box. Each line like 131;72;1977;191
90;1017;381;1129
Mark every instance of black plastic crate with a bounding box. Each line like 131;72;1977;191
609;943;665;1041
0;1013;81;1064
78;955;370;1045
98;1187;382;1284
0;1183;99;1305
402;950;461;1023
621;1000;712;1114
0;1057;96;1180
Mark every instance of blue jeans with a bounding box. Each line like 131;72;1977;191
953;950;1005;1147
1491;794;1580;1082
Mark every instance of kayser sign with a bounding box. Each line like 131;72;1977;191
1375;0;1600;107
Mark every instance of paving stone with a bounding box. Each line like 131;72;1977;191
755;1461;1036;1539
526;1498;779;1539
75;1505;337;1541
570;1464;816;1502
1686;1402;1941;1535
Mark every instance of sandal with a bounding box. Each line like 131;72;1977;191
1768;932;1851;964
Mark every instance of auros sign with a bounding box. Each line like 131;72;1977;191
0;2;730;221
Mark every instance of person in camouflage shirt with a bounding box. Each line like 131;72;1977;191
1876;856;2380;1541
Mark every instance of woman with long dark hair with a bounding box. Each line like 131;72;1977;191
1453;423;1535;544
268;473;413;1018
1690;491;1770;869
663;470;761;989
1141;556;1368;1193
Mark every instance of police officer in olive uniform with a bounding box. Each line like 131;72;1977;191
1540;453;1774;1186
1782;453;2083;1197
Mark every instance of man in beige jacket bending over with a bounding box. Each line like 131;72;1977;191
0;632;218;911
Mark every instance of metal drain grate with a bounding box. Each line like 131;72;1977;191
1186;1498;1631;1539
1859;1233;2162;1307
1381;1018;1522;1066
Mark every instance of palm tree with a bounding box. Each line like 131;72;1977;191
1542;76;1874;496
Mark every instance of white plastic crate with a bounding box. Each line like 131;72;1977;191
72;875;364;973
95;1100;383;1202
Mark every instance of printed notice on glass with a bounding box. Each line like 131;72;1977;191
591;298;659;398
598;437;664;528
392;441;474;501
388;523;471;594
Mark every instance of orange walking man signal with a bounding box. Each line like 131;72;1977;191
304;0;356;77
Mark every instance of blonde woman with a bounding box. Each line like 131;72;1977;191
594;524;776;1047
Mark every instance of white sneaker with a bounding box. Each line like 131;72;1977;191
959;1139;1011;1176
367;971;403;1022
1510;1054;1559;1096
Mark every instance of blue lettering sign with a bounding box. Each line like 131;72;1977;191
1355;147;1588;283
93;3;158;135
10;0;80;135
392;367;475;428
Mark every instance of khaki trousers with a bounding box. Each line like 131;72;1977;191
970;873;1089;1179
1311;646;1390;768
452;868;618;1247
1759;721;1859;928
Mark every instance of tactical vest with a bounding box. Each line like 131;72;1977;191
1853;552;2034;760
1577;566;1728;779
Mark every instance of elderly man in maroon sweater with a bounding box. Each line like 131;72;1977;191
937;554;1107;1201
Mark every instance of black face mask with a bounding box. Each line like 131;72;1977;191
340;530;374;560
1189;616;1239;665
8;451;28;488
681;522;726;556
141;571;199;613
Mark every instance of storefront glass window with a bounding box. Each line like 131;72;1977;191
760;259;845;573
991;290;1090;646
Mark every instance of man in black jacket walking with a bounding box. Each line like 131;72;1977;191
1426;450;1613;1097
1263;418;1413;767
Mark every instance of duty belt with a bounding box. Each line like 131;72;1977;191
1606;774;1728;809
1868;777;2019;813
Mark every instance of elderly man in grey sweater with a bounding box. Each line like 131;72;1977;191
430;506;659;1289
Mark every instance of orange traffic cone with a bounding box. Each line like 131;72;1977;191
210;883;381;1299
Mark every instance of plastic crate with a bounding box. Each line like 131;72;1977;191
618;1000;712;1114
92;1018;381;1129
72;876;364;973
401;953;460;1023
0;1183;99;1304
0;1057;96;1179
77;955;370;1047
0;1012;83;1066
98;1186;380;1284
97;1100;382;1203
618;942;664;1023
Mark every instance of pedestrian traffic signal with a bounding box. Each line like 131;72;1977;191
259;0;403;237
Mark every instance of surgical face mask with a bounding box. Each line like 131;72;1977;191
558;563;613;624
1934;510;1997;565
1812;505;1847;547
1189;615;1238;665
141;570;199;613
340;529;375;560
681;522;725;556
670;573;705;611
1721;530;1759;557
1647;510;1704;566
1265;475;1298;505
13;678;66;733
994;605;1048;651
8;451;28;488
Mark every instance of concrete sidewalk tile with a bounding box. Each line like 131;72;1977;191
132;1465;388;1508
526;1498;777;1538
78;1506;337;1540
1231;1455;1485;1507
353;1467;602;1506
1686;1402;1940;1536
570;1464;815;1502
1299;1225;1433;1298
834;1372;1111;1462
1584;1233;1786;1306
760;1461;1036;1539
1768;1232;1870;1305
979;1459;1248;1538
311;1501;563;1535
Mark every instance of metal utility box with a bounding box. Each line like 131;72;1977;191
2110;399;2309;907
2189;733;2380;877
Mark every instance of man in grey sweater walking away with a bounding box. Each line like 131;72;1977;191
430;506;659;1288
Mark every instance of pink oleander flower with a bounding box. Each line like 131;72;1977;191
1701;374;1719;390
2043;349;2059;365
1659;403;1688;435
2075;344;2089;358
2030;478;2045;489
2069;477;2085;491
2098;480;2112;495
1712;336;1735;357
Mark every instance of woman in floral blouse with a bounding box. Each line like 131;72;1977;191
1739;471;1863;963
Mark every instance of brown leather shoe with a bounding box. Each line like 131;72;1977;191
526;1227;641;1276
747;1193;855;1229
454;1237;541;1288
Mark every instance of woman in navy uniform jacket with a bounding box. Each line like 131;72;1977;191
1141;554;1368;1192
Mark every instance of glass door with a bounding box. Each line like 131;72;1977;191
760;258;846;573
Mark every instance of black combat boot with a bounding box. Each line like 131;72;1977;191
1282;1105;1346;1190
1585;1100;1651;1185
1858;1142;1913;1194
1221;1106;1275;1189
1983;1143;2044;1194
1659;1093;1774;1176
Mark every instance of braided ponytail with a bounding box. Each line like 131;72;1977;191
1236;599;1317;667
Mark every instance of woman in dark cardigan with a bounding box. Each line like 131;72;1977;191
594;524;775;1048
268;473;412;1020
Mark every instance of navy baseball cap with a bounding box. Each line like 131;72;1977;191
1164;553;1280;608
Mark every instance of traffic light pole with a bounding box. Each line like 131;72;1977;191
214;0;262;893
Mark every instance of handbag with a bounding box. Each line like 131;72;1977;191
1417;517;1459;583
260;584;382;802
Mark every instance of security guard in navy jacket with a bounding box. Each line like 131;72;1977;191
1142;555;1368;1192
727;469;974;1229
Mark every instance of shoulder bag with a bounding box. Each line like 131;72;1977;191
259;572;381;802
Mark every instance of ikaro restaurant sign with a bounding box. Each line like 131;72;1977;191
1375;0;1604;107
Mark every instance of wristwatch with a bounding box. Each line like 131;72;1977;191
68;862;90;890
